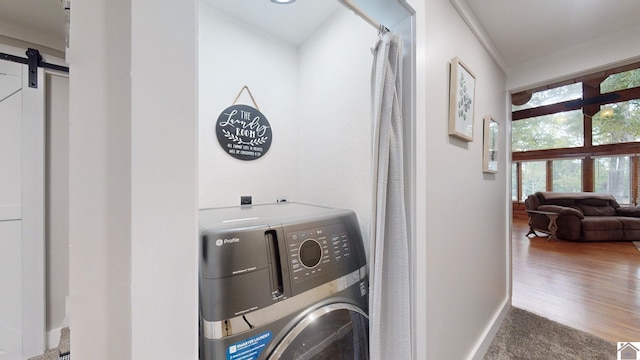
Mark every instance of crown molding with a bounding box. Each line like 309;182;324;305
450;0;508;74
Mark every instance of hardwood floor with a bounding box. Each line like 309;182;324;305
511;219;640;342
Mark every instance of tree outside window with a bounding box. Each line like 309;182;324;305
594;156;631;204
592;100;640;146
521;161;546;200
552;159;582;192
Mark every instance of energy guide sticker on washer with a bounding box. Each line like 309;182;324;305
227;331;272;360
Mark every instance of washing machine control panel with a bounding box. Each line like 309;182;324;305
287;223;351;284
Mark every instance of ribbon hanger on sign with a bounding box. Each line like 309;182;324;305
232;85;260;110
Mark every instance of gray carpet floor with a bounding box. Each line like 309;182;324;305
484;307;616;359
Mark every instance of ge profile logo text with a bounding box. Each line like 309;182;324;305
215;238;240;247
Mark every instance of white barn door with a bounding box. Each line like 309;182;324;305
0;59;46;359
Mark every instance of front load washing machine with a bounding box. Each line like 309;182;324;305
199;202;369;360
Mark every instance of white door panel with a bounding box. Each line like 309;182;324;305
0;61;21;76
0;221;21;360
0;206;20;221
20;64;46;359
0;59;45;359
0;73;20;102
0;76;22;221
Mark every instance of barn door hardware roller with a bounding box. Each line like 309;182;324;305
26;48;43;88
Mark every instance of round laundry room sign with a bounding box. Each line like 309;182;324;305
216;104;272;161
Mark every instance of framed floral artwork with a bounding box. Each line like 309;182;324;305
483;116;499;173
448;57;476;141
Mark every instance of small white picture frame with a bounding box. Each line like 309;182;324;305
448;57;476;142
483;116;499;173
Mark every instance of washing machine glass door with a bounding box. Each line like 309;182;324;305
269;303;369;360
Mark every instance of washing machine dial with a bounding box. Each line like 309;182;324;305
298;239;322;268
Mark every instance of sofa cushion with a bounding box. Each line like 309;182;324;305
616;206;640;217
581;217;622;231
581;229;624;241
556;216;582;241
618;217;640;229
538;191;616;202
618;217;640;240
544;198;576;206
580;217;623;241
622;229;640;241
575;204;616;216
579;198;611;207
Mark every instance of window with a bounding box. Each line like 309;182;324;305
592;100;640;145
512;62;640;206
521;161;546;200
552;159;582;192
512;110;583;151
512;83;582;112
601;68;640;93
594;156;631;204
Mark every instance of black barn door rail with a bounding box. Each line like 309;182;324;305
0;48;69;89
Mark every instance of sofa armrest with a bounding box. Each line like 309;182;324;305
615;206;640;217
537;205;584;219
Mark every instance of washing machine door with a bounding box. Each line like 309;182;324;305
268;303;369;360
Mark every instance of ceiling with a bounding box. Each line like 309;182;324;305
2;0;640;71
202;0;342;45
461;0;640;69
0;0;66;53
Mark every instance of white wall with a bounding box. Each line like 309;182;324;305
407;0;428;357
67;0;133;357
130;0;198;357
199;4;300;208
297;9;376;250
199;5;376;243
68;0;198;359
0;42;32;58
419;0;509;358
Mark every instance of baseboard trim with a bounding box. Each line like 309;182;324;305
47;327;62;350
469;298;511;360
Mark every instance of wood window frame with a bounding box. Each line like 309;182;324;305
511;62;640;205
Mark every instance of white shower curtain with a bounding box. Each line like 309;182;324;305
369;32;411;359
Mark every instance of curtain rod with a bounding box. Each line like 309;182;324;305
340;0;390;34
